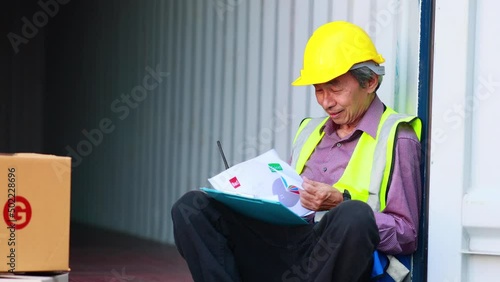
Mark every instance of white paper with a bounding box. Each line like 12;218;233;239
208;149;312;217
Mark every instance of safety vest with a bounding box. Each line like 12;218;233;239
290;106;422;211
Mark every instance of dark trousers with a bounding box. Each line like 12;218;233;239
171;191;379;282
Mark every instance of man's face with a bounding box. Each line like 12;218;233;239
314;72;376;127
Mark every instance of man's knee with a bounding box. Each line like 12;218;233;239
171;190;211;225
340;200;375;220
324;200;377;234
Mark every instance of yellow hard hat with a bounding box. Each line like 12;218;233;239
292;21;385;86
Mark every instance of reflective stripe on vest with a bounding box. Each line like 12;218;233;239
291;107;422;211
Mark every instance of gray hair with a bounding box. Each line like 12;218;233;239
349;66;383;93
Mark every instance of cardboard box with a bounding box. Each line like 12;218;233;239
0;154;71;273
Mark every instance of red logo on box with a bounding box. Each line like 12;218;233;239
229;177;241;188
3;196;32;230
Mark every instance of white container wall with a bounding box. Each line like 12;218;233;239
429;0;500;281
61;0;422;244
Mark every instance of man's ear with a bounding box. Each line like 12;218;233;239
367;75;379;93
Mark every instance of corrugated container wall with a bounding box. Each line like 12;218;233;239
46;0;421;244
429;0;500;281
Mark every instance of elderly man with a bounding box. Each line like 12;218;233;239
172;21;422;282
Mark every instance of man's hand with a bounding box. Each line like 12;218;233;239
300;177;343;211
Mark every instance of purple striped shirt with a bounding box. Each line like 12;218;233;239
300;96;422;255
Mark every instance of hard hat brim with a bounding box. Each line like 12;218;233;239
291;60;384;86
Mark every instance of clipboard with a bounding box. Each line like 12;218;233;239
200;187;308;226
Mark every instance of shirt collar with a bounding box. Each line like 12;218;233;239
323;95;384;139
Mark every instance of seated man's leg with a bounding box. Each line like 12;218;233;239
307;200;380;282
171;191;315;282
171;191;240;282
172;192;378;282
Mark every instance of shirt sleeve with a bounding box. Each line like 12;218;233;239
373;123;422;255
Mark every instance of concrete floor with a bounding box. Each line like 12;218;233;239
69;222;192;282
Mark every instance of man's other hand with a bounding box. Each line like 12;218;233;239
300;177;343;211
